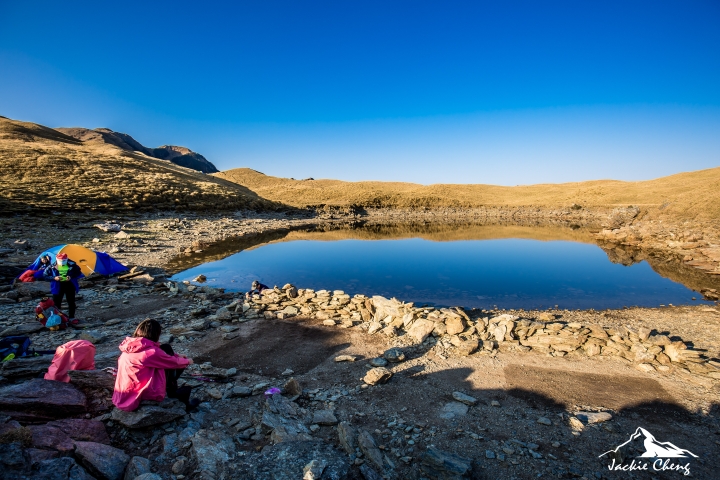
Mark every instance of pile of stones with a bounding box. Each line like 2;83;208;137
185;283;720;387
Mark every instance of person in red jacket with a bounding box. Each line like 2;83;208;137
112;319;197;411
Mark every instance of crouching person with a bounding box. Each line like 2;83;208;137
113;319;198;412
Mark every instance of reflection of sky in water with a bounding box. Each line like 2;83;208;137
171;238;712;309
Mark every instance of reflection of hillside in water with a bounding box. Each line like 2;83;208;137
278;223;595;243
165;221;720;296
165;222;595;274
599;242;720;296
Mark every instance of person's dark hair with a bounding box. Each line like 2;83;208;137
133;319;162;343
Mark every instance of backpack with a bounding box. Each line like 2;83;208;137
0;336;31;361
35;298;69;329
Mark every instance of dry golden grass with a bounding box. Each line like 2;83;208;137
217;167;720;223
0;117;276;214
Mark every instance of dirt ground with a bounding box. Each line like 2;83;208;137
178;311;720;479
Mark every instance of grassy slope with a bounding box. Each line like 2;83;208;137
216;167;720;223
0;117;275;213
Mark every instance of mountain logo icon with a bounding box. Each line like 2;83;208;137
599;427;698;459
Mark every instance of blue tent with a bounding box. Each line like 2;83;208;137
29;244;128;277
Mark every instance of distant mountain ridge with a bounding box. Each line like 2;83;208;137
56;127;219;174
0;115;274;214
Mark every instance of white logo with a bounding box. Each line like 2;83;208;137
599;427;697;476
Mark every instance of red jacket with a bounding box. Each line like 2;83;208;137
112;337;190;411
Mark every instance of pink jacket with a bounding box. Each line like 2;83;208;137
44;340;96;382
112;337;190;412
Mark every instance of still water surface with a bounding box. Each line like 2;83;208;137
171;227;710;309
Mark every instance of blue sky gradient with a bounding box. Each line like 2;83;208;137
1;1;718;184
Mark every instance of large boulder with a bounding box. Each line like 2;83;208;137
363;367;392;386
234;441;350;480
190;429;236;480
407;319;435;343
29;419;111;453
123;456;151;480
0;322;45;337
0;379;86;421
0;355;53;379
111;398;186;429
371;296;404;320
69;369;116;391
74;441;130;480
33;457;96;480
420;446;472;479
358;430;387;471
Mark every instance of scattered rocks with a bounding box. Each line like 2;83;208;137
445;316;465;336
303;459;327;480
0;355;53;379
363;367;393;385
439;402;469;420
575;411;612;424
94;223;122;232
451;392;478;406
358;430;386;470
0;379;87;421
34;457;96;480
369;357;388;367
283;377;302;396
234;441;350;480
312;410;338;426
110;398;186;429
123;456;151;480
74;441;130;480
78;330;108;344
190;429;236;479
228;386;252;398
383;348;406;363
0;323;45;337
337;421;357;455
421;446;472;479
407;319;435;343
537;417;552;426
334;355;357;362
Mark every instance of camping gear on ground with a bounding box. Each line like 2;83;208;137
35;297;69;330
18;269;38;282
264;387;281;398
44;340;96;382
0;336;32;362
28;244;127;277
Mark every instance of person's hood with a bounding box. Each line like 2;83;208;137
119;336;157;354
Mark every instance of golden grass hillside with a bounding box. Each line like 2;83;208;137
216;167;720;224
0;117;276;214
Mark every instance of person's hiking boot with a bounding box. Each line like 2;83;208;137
69;318;79;325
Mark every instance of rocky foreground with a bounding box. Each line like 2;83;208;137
0;270;718;480
0;213;719;479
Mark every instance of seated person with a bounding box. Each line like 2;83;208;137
112;319;197;411
245;279;269;298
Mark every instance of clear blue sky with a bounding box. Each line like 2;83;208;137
1;1;719;184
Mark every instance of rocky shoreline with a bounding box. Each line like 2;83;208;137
0;209;719;480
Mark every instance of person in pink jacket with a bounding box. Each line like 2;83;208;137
112;319;195;412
